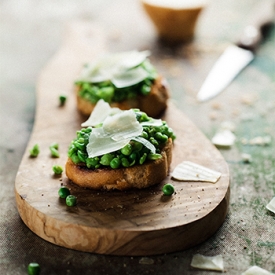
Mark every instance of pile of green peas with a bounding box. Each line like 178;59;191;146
75;60;158;104
68;110;176;169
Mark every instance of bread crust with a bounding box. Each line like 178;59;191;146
75;76;169;118
65;138;173;190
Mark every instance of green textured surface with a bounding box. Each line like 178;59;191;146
1;0;275;274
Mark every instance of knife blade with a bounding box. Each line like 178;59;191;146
197;0;275;102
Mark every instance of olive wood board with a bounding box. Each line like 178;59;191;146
15;22;230;256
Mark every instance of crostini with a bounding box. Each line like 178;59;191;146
74;50;169;118
65;100;175;190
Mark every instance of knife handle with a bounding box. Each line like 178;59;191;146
237;0;275;52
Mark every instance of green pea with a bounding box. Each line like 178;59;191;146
162;183;175;196
155;132;168;143
121;158;130;167
86;157;99;168
141;131;148;139
100;153;114;166
139;153;147;165
129;152;137;163
29;144;39;157
50;142;59;150
70;153;80;164
52;165;63;175
141;84;151;95
59;95;67;106
121;144;132;156
110;157;121;169
77;150;87;163
97;86;114;102
58;186;70;199
68;145;77;157
50;147;59;158
27;263;40;275
132;141;143;152
66;195;77;207
148;153;162;160
149;137;159;147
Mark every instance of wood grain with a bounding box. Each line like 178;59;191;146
15;22;230;256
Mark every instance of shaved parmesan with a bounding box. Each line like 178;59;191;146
212;129;236;147
112;67;148;88
171;161;221;183
241;266;275;275
86;109;143;158
132;136;156;154
81;99;122;127
266;197;275;214
87;129;131;158
191;254;224;272
141;119;163;127
103;110;142;139
78;50;151;88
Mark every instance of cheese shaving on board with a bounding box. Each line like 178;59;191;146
266;197;275;214
190;254;224;272
241;266;275;275
171;161;221;183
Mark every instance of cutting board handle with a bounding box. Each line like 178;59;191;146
237;0;275;52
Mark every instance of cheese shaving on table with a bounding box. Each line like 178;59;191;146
171;161;221;183
266;197;275;214
241;266;275;275
190;254;224;272
211;129;236;147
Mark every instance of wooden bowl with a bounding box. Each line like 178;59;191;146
141;0;207;43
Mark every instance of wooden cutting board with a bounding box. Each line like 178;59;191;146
15;22;230;256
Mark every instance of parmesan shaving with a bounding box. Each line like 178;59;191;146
141;119;163;127
171;161;221;183
266;197;275;214
103;110;142;139
78;50;151;88
86;109;143;158
81;99;122;127
132;136;156;154
241;266;275;275
190;254;224;272
212;129;236;147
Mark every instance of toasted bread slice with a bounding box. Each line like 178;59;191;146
75;76;169;118
65;138;173;190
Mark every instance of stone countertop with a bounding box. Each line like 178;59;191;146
1;0;275;274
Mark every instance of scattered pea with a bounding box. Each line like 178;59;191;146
66;195;77;207
50;142;59;150
58;186;70;199
162;183;175;196
50;147;59;158
52;165;63;175
29;144;39;157
27;262;40;275
50;143;59;158
59;95;67;106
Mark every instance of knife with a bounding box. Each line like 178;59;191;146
197;0;275;102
